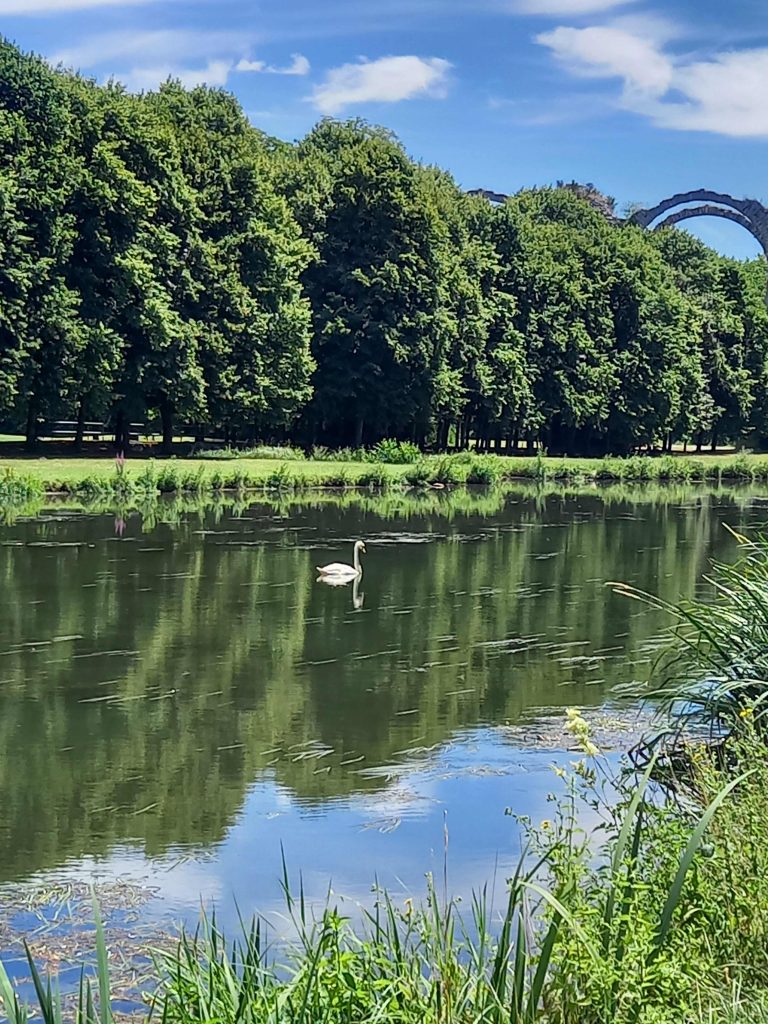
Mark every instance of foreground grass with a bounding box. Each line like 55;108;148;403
5;721;768;1024
5;534;768;1022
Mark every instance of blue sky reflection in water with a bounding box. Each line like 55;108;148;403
33;734;578;938
1;487;767;935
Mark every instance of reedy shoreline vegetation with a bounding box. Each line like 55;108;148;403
5;450;768;505
4;540;768;1021
619;530;768;743
2;38;768;457
1;474;763;528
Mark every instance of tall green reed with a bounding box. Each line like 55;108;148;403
612;527;768;735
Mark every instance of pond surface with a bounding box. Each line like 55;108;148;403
0;485;766;936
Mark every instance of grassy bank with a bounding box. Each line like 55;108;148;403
5;450;768;502
4;539;768;1022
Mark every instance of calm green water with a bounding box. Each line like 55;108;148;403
0;485;764;927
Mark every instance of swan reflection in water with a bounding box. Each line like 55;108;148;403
316;571;364;610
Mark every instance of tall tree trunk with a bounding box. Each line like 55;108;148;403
114;408;129;453
711;427;719;453
74;397;86;451
354;414;364;449
160;401;174;455
25;399;38;452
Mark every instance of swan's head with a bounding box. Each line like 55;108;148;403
355;540;366;553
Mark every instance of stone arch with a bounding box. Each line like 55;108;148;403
629;190;768;256
655;205;757;240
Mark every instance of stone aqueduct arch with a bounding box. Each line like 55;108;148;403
629;189;768;256
468;186;768;260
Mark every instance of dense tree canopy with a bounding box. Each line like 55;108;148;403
1;37;767;455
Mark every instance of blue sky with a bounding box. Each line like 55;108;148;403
3;0;767;258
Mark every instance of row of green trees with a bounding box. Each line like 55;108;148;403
2;38;767;456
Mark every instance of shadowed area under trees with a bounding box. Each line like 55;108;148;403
1;39;768;457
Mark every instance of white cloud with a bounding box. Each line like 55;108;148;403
49;29;308;94
537;25;673;94
513;0;634;14
236;53;311;76
596;11;679;43
51;30;247;71
236;59;267;73
0;0;152;10
280;53;311;75
119;59;234;92
310;55;451;114
645;49;768;137
536;22;768;138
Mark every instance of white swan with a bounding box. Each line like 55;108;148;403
317;540;365;579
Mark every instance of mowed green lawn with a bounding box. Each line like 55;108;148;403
0;454;407;487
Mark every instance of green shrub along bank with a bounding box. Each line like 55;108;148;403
5;540;768;1021
195;439;422;464
0;468;43;502
2;36;768;458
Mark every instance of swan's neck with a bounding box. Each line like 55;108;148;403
354;545;361;573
